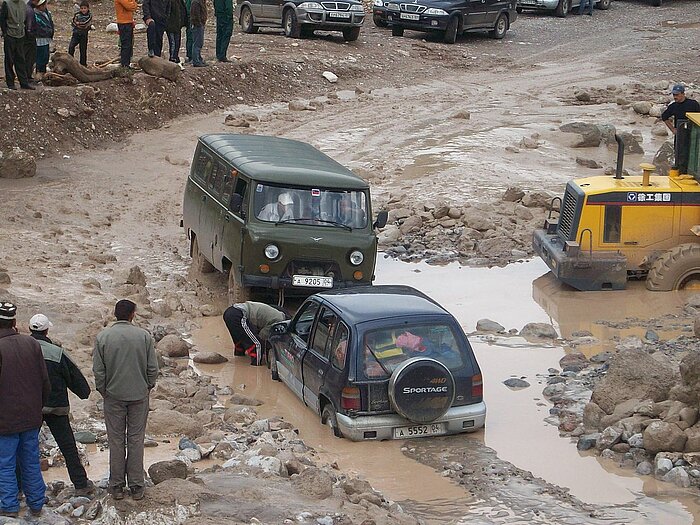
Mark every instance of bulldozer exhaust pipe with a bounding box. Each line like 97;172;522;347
614;134;624;179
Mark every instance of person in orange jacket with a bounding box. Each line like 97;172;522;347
114;0;136;68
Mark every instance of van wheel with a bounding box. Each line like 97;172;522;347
489;13;507;39
192;237;215;273
391;25;404;37
322;405;342;438
228;267;250;303
283;8;301;38
343;26;361;42
595;0;610;9
443;16;459;44
646;244;700;291
554;0;570;17
240;7;258;33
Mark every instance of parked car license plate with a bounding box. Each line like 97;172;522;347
292;275;334;288
400;12;420;20
393;423;446;439
328;11;351;18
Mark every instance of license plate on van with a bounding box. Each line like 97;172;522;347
400;12;420;20
393;423;447;439
292;275;334;288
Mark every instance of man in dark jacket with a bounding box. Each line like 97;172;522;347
29;314;93;496
0;301;50;518
142;0;171;57
0;0;35;89
213;0;232;62
189;0;206;66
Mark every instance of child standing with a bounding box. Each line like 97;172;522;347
189;0;206;67
69;0;91;66
31;0;53;80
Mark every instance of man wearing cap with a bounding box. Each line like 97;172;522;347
29;314;93;497
222;301;287;366
93;300;158;501
0;301;50;518
662;84;700;136
258;193;295;222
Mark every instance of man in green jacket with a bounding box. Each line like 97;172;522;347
93;300;158;501
223;301;287;365
213;0;232;62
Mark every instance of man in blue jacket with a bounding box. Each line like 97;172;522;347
29;314;93;496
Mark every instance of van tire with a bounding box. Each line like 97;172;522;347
192;237;215;273
322;404;342;438
646;244;700;291
228;267;250;303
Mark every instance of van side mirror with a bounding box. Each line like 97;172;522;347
230;193;243;214
373;210;388;229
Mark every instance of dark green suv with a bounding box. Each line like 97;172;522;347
182;134;387;303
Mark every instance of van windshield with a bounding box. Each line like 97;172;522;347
360;324;466;380
254;184;368;229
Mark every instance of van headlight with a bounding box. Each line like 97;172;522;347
265;244;280;260
349;250;364;266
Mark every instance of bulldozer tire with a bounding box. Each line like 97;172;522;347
646;243;700;291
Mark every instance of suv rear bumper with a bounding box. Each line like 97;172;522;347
336;402;486;441
297;6;365;27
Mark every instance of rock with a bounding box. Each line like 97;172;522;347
447;208;462;219
520;323;558;340
322;71;338;83
73;431;96;444
652;123;669;137
388;208;412;221
636;461;653;475
662;466;691;488
224;114;251;127
227;393;264;406
575;90;591;102
519;137;540;149
583;402;606;431
654;456;674;477
291;467;334;499
617;131;644;155
576;157;602;169
503;378;530;389
0;273;10;285
84;499;102;520
341;478;374;496
432;204;450;219
178;447;202;462
590;349;678;414
685;425;700;452
106;22;118;32
521;191;554;209
147;409;203;438
0;147;36;179
475;319;504;333
653;141;675;176
462;210;496;231
559;352;589;373
378;226;401;244
632;101;653;115
452;110;470;119
577;433;600;451
596;426;622;450
399;215;422;234
288;100;313;111
245;455;286;476
543;383;566;398
156;334;191;358
179;437;198;450
560;122;602;148
193;352;228;364
502;187;525;202
644;421;687;453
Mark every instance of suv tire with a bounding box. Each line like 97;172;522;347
270;348;280;381
343;26;361;41
240;6;258;33
283;8;301;38
554;0;570;17
443;15;459;44
595;0;610;9
192;236;215;273
489;13;507;39
373;14;388;27
650;0;661;5
322;404;342;437
391;25;404;36
389;357;456;423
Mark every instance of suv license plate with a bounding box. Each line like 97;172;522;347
292;275;334;288
393;423;446;439
328;11;351;17
400;12;420;20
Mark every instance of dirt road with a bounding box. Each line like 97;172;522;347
1;1;700;523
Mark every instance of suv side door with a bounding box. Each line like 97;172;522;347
484;0;509;25
465;0;488;27
277;299;320;400
302;306;337;413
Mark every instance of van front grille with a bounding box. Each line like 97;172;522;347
557;188;580;241
283;260;342;280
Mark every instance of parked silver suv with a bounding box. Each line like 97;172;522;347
517;0;610;17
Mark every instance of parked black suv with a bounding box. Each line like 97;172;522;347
387;0;516;43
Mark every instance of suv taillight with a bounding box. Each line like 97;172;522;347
471;374;483;398
341;386;361;410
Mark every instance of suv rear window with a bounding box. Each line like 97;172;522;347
360;324;465;380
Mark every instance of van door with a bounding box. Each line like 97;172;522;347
215;165;247;271
183;144;208;239
302;307;336;413
195;151;220;268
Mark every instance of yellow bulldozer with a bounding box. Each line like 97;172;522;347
533;113;700;291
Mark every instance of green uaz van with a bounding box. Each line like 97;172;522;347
182;134;387;303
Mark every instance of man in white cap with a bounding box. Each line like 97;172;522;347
258;192;295;222
0;301;49;518
29;314;93;496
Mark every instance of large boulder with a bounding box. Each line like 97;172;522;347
521;191;554;209
519;323;558;340
678;351;700;402
653;141;675;176
684;425;700;452
590;349;678;414
617;131;644;155
291;467;334;499
0;147;36;179
156;334;191;358
475;319;505;333
193;352;228;364
643;421;687;453
560;122;602;148
148;459;188;485
147;409;203;438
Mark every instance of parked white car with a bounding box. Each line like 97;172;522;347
517;0;610;17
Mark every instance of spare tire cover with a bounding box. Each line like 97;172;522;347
388;357;455;423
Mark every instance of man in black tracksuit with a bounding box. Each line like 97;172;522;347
29;314;93;496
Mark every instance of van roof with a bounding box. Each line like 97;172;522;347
200;134;369;190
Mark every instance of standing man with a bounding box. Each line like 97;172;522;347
213;0;232;63
223;302;287;366
183;0;192;63
578;0;592;16
29;314;93;496
115;0;137;68
93;300;158;501
189;0;206;67
165;0;187;63
0;0;34;89
662;84;700;136
22;0;35;83
0;302;50;518
142;0;171;58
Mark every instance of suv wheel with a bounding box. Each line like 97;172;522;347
240;7;258;33
373;14;388;27
192;237;215;273
554;0;570;17
322;405;342;438
283;8;301;38
650;0;661;5
391;25;404;36
270;347;280;381
389;357;456;423
490;13;507;39
343;26;361;41
595;0;610;9
228;267;250;304
443;16;459;44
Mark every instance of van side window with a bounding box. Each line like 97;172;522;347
331;322;349;370
310;308;337;359
292;301;320;344
208;162;222;194
197;150;213;184
221;167;235;205
231;178;248;216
